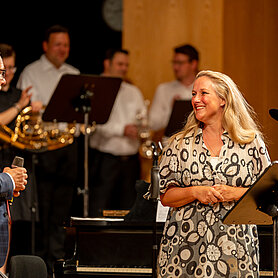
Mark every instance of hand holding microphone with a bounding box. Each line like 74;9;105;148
4;156;27;197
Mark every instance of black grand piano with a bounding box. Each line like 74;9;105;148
55;217;164;277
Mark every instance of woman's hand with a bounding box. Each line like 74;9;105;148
193;186;224;204
213;184;248;202
161;185;225;207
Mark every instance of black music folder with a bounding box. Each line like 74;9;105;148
42;74;122;124
223;161;278;225
164;100;193;137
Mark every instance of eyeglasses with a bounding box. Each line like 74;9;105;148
6;66;17;74
0;69;6;80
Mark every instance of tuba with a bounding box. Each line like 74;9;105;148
0;106;76;152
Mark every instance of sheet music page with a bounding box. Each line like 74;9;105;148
156;201;169;222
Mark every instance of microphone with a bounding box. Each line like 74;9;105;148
269;109;278;121
11;156;24;200
12;156;24;168
150;142;162;200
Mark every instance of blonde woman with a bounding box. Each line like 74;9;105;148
157;70;271;277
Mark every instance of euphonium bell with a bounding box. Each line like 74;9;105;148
0;106;76;152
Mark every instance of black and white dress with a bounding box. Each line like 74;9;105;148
158;129;271;278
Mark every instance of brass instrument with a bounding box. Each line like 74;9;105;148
136;100;153;159
0;106;75;152
136;100;154;182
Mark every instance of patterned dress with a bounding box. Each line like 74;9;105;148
158;129;271;278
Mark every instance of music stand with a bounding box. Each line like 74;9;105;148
43;74;122;217
223;161;278;277
149;142;160;278
164;100;192;138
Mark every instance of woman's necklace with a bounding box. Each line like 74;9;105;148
203;132;222;157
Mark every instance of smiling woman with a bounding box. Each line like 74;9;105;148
191;75;226;157
156;70;271;277
192;76;225;130
179;70;263;146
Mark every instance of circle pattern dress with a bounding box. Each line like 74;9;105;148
157;129;271;278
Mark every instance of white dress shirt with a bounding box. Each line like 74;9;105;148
17;54;80;106
149;80;193;131
90;81;145;156
5;173;15;190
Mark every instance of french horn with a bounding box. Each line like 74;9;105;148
0;106;75;152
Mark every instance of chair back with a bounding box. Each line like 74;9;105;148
9;255;47;278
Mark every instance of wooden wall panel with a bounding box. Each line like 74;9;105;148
123;0;223;101
223;0;278;160
260;0;278;160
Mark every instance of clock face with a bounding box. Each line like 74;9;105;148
102;0;122;32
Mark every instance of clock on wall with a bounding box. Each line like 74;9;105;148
102;0;122;32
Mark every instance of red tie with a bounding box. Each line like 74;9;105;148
6;201;11;224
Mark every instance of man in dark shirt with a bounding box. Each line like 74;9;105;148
0;44;31;130
0;43;31;170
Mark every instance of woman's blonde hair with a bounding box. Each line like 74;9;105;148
173;70;263;144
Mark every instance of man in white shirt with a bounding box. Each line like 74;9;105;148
149;44;199;131
16;25;79;274
89;49;145;217
17;26;79;111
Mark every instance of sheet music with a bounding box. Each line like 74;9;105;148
156;201;169;222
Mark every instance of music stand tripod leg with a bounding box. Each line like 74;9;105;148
73;87;93;218
83;112;89;218
150;142;162;278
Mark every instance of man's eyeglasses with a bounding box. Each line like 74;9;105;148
6;66;17;74
0;69;6;80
